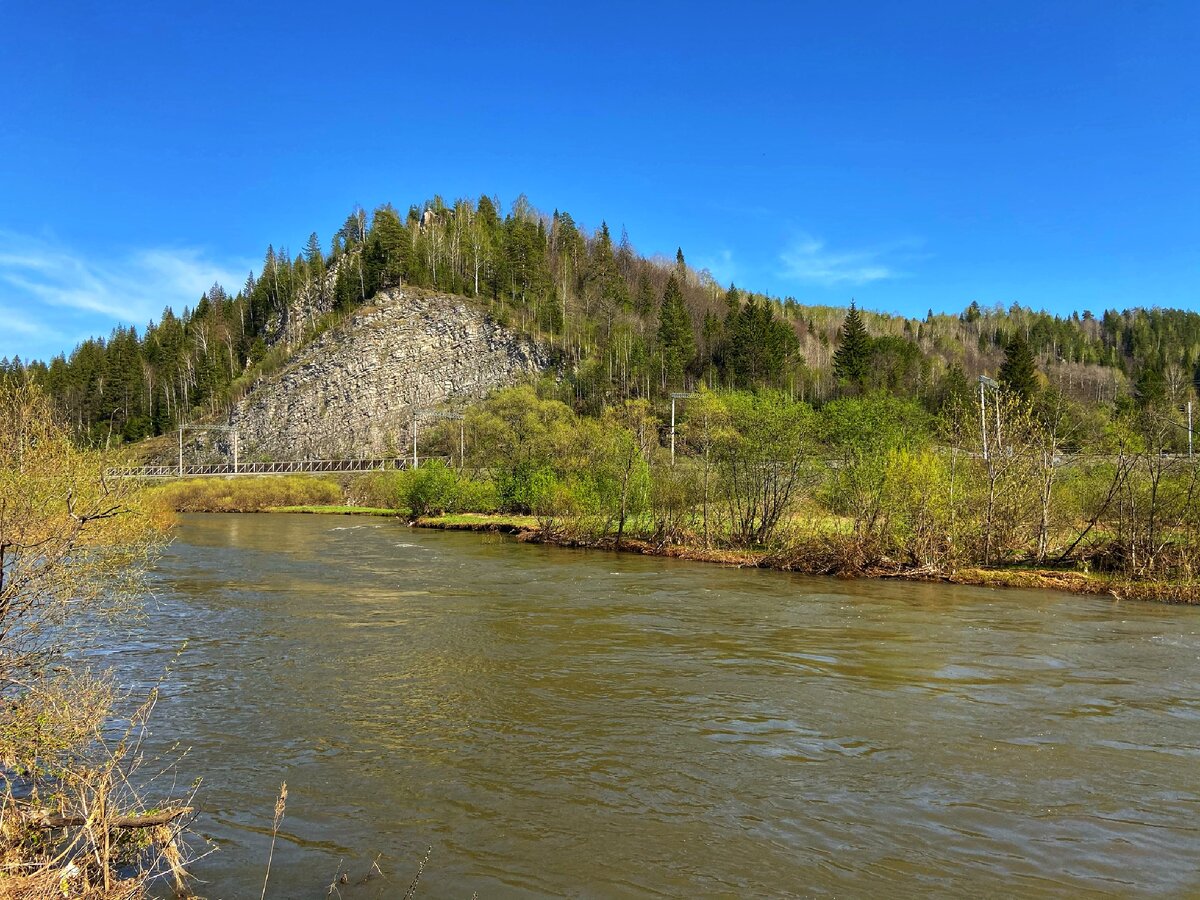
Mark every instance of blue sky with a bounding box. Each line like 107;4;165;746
1;1;1196;361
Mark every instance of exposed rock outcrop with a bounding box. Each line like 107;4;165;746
263;263;337;349
230;288;549;458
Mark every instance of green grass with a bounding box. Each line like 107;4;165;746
417;512;539;529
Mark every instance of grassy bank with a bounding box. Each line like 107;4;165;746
406;514;1197;604
151;477;1198;604
415;512;539;531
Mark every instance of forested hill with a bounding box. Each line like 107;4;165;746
4;193;1199;444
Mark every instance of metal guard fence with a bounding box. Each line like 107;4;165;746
106;457;447;478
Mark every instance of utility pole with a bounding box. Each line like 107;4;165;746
670;392;697;465
979;380;988;461
978;375;999;461
178;427;183;476
233;428;239;474
995;388;1003;453
1189;401;1194;460
413;409;464;467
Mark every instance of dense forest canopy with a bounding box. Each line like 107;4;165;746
2;192;1199;445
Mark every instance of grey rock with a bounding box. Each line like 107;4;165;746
231;288;549;459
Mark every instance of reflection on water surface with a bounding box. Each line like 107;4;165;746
120;514;1200;897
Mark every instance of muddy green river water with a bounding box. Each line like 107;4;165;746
123;514;1200;897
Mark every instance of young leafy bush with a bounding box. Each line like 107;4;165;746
365;463;499;516
0;381;188;893
878;447;955;568
705;390;814;547
404;460;461;516
649;457;702;545
453;475;499;513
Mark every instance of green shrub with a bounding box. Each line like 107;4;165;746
353;471;406;509
404;460;460;516
454;476;499;513
358;463;499;516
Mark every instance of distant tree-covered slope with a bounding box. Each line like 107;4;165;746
2;192;1198;444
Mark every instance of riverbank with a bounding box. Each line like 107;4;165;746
152;481;1199;605
403;512;1200;606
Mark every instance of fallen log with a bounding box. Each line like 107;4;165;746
22;806;193;830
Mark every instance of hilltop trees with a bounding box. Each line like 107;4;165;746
833;302;871;390
8;193;828;438
657;273;695;388
720;295;801;389
8;188;1200;457
999;332;1039;402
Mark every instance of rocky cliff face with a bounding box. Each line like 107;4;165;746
230;288;549;458
263;264;337;349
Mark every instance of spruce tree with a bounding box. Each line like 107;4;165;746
657;273;695;386
303;232;324;264
832;301;871;389
938;363;973;411
587;222;629;310
634;272;655;316
724;284;740;316
1133;359;1167;407
725;297;799;388
998;333;1038;402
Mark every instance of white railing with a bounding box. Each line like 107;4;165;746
106;457;447;478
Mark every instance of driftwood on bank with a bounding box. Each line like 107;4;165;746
21;805;193;830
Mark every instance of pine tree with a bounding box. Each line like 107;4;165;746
586;222;629;311
303;232;323;265
476;194;500;230
832;301;871;389
657;273;694;387
998;333;1038;402
367;204;407;288
634;272;655;316
724;284;740;316
1133;359;1167;407
725;297;800;388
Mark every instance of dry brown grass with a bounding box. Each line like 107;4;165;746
148;475;343;513
1;685;196;899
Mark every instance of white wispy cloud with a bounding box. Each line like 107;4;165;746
0;304;47;337
0;231;252;360
779;235;922;287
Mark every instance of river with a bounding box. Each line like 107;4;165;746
120;514;1200;897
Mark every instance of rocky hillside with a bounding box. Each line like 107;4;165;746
229;288;549;459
